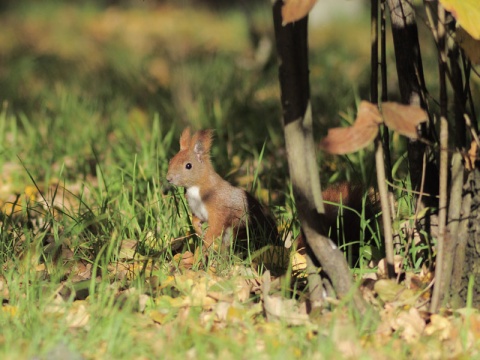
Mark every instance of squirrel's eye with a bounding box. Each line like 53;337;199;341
185;163;192;170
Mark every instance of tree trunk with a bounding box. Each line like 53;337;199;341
387;0;438;205
271;1;366;313
450;169;480;307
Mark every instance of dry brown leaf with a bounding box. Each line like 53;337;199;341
281;0;317;26
0;275;9;300
424;314;452;340
465;140;478;171
456;27;480;64
377;255;404;277
74;261;93;281
66;300;90;329
233;277;253;303
391;307;426;343
319;122;378;154
358;100;384;125
172;251;196;270
118;239;138;260
319;101;381;155
381;102;428;139
262;270;309;325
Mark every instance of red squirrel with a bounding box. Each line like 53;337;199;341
167;128;373;259
166;128;278;252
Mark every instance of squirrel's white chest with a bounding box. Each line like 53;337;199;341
186;186;209;222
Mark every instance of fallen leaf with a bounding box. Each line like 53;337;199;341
424;314;452;340
213;301;231;323
391;307;426;343
118;239;138;260
377;255;404;277
281;0;317;26
175;251;195;270
66;300;90;329
291;251;307;272
319;101;381;154
1;305;17;317
374;279;405;303
233;277;252;303
0;276;8;301
262;270;309;325
381;102;428;139
150;309;170;325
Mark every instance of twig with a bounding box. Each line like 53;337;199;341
375;137;395;278
430;2;448;313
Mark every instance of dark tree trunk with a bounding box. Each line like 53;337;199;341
271;1;366;313
449;169;480;307
446;21;477;308
387;0;438;206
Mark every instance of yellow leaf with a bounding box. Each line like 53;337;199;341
440;0;480;40
2;305;17;317
226;305;245;322
155;294;186;308
24;186;38;201
291;252;307;272
374;279;404;302
149;310;169;325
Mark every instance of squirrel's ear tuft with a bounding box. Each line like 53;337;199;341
179;127;191;150
193;129;213;162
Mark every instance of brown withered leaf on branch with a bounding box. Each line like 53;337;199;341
281;0;317;26
456;27;480;64
465;140;478;171
319;101;382;155
381;102;428;139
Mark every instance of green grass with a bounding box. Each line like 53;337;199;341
2;1;480;359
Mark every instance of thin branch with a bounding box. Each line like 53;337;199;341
371;0;379;104
375;137;395;278
430;2;448;313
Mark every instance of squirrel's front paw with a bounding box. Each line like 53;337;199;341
191;216;204;236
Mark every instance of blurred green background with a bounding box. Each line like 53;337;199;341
0;0;380;188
